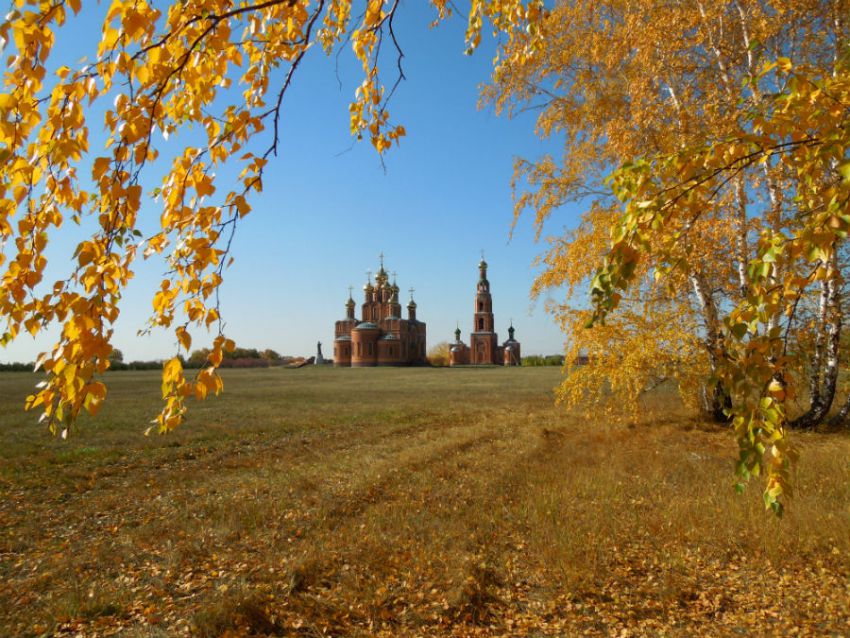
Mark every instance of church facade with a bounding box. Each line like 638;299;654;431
450;259;521;366
333;259;427;367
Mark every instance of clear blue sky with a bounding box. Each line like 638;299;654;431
2;1;583;364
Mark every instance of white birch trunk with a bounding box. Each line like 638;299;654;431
794;258;842;428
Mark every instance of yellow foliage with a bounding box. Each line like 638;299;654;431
554;301;707;422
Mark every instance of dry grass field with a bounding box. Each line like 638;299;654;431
1;367;848;637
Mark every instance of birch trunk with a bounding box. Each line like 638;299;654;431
792;260;842;429
690;272;730;421
808;275;829;405
732;174;749;297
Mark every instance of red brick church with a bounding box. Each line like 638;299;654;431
449;258;521;366
333;257;427;367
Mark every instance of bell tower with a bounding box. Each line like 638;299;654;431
470;256;499;364
473;258;494;333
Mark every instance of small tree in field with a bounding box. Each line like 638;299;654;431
428;342;451;367
261;349;282;362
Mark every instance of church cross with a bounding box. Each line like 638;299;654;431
379;251;384;269
408;287;415;300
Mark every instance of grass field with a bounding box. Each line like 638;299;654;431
1;367;848;637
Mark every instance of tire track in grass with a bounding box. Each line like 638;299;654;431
257;418;547;635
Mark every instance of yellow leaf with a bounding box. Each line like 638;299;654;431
176;326;191;351
163;356;183;383
92;157;111;181
0;93;17;109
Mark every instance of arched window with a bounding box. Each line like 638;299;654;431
478;318;484;330
478;301;483;311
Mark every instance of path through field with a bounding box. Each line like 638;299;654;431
1;368;848;636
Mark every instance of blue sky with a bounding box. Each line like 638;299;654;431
2;1;584;363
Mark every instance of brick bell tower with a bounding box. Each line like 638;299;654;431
470;256;499;364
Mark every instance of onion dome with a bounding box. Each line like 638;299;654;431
376;262;389;287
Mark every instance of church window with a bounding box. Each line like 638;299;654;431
368;342;373;355
478;301;483;311
478;318;484;330
357;342;361;356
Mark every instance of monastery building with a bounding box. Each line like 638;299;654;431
333;258;427;367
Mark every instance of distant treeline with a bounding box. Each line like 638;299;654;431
0;362;33;372
521;354;590;366
184;348;307;369
521;355;565;366
110;347;308;370
3;351;577;371
0;347;308;372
